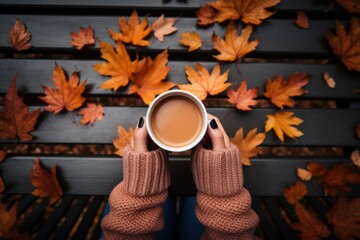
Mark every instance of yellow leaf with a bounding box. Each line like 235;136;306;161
113;125;134;156
265;111;303;142
179;31;202;52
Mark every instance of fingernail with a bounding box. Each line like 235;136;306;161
210;119;218;129
138;117;144;128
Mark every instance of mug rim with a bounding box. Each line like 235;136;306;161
146;90;208;152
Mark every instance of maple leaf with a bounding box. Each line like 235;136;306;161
294;11;309;29
128;49;176;105
179;31;202;52
0;150;6;162
306;162;327;177
227;80;258;111
212;21;259;61
108;10;152;46
327;197;360;240
297;168;312;181
70;25;95;50
209;0;281;25
352;149;360;168
178;63;230;101
0;176;4;193
196;4;216;26
93;40;138;91
231;128;265;166
327;17;360;72
336;0;360;13
113;125;134;156
40;63;87;113
284;181;307;205
263;73;310;109
319;162;360;197
31;158;63;206
292;203;331;240
0;76;40;141
152;14;177;42
0;203;17;239
9;19;32;51
265;111;304;142
323;72;336;88
79;103;104;125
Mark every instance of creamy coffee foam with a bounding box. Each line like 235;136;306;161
150;96;203;148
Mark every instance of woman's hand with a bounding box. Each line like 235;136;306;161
130;117;148;153
203;113;230;151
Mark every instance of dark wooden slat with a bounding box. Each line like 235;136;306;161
35;196;74;240
278;197;297;223
91;222;103;240
0;14;342;55
19;198;49;232
1;59;359;100
1;156;359;196
70;196;104;240
17;195;37;216
1;107;358;147
306;197;329;221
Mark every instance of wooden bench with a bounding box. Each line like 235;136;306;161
0;0;359;239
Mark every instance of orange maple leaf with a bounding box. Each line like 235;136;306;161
0;150;6;162
31;158;63;206
70;25;95;50
0;203;17;239
128;49;176;105
227;80;258;111
306;162;327;177
294;11;309;29
265;111;303;142
196;4;216;26
152;14;177;42
108;10;152;46
0;76;40;141
284;181;308;205
40;63;87;113
179;32;202;52
79;103;104;125
9;19;32;51
292;203;331;240
0;176;4;193
327;17;360;72
113;125;134;156
209;0;281;25
93;40;138;91
264;73;310;109
327;197;360;240
231;128;265;166
178;63;230;101
212;21;259;61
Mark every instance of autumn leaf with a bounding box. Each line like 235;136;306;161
292;203;331;240
0;76;40;141
0;203;17;239
0;176;4;193
212;21;259;61
227;80;258;111
284;181;308;205
351;149;360;168
128;49;176;105
265;111;304;142
356;123;360;139
113;125;134;156
9;19;32;51
40;63;87;113
294;11;309;29
327;17;360;72
231;128;265;166
178;63;230;101
323;72;336;88
152;14;177;41
0;150;6;162
108;10;152;46
31;158;63;206
179;31;202;52
297;168;312;181
263;73;310;109
196;4;215;26
70;25;95;50
209;0;281;25
306;162;327;177
93;40;138;91
79;103;104;125
336;0;360;13
328;197;360;240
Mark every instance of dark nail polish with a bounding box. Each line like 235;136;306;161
210;119;218;129
138;117;144;128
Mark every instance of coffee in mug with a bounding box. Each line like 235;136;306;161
146;90;207;152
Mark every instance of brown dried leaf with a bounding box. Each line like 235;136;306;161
0;176;5;193
196;4;215;26
70;25;95;50
0;203;17;238
306;162;327;177
323;72;336;88
9;19;32;51
179;31;202;52
152;14;177;41
336;0;360;13
284;181;308;205
356;123;360;139
0;150;6;162
113;125;134;156
79;103;104;125
294;11;309;29
227;80;258;111
297;168;312;181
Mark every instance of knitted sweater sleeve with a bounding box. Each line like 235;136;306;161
192;143;259;240
101;145;170;240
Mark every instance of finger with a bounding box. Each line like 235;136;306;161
133;116;148;153
207;118;226;151
207;114;230;148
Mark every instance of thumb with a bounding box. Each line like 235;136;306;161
207;119;226;151
133;117;148;153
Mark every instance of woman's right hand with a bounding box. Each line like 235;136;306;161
202;113;230;151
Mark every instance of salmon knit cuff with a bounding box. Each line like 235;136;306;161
123;145;170;196
192;143;243;196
